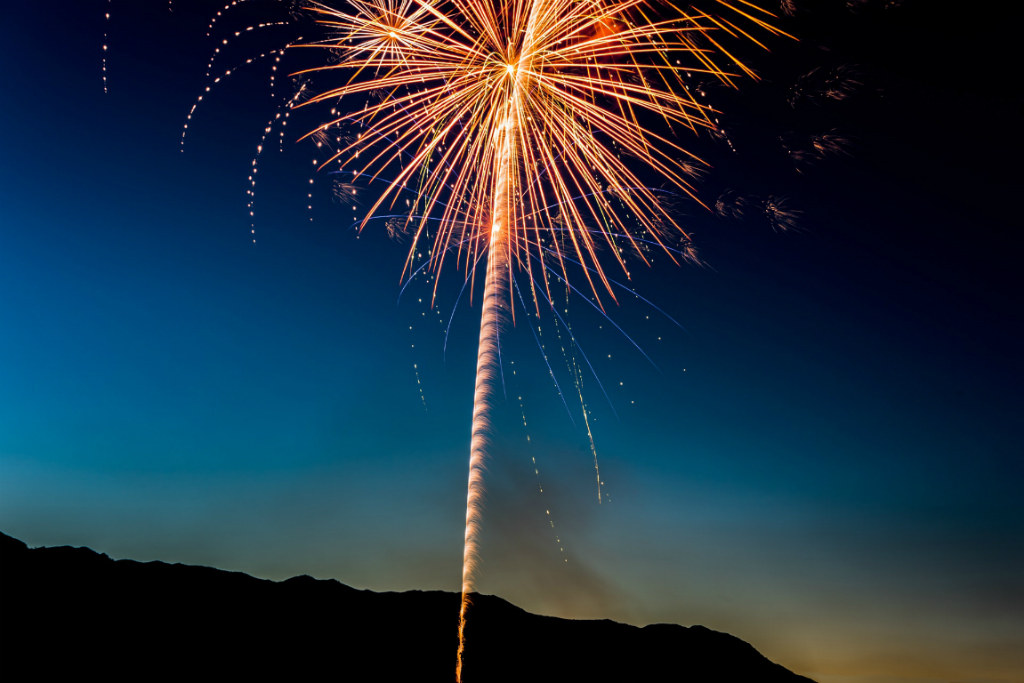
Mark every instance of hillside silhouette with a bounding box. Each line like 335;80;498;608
1;531;814;681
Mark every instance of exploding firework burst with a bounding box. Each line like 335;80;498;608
291;0;789;678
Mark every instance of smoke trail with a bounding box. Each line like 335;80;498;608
456;111;511;683
456;226;507;683
457;7;539;676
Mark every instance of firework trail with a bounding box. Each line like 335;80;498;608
458;206;509;682
294;0;788;678
248;81;311;241
102;1;110;93
204;22;289;79
206;0;277;36
181;47;294;151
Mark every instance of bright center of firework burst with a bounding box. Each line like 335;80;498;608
296;0;795;302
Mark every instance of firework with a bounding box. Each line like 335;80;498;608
763;194;800;231
847;0;902;11
788;64;863;108
810;128;853;158
295;0;787;678
781;128;853;172
332;180;361;205
715;188;752;219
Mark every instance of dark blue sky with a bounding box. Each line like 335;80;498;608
1;2;1021;682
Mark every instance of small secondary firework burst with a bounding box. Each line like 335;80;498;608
294;0;788;678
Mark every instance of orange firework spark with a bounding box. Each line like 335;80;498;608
294;0;788;678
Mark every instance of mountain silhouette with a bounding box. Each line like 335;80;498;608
1;531;814;681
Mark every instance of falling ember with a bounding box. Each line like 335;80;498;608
180;44;300;152
249;82;310;242
788;64;863;108
204;22;289;79
413;363;428;410
763;194;801;232
102;2;110;93
715;189;753;220
294;0;789;679
511;363;565;556
207;0;267;37
554;308;603;503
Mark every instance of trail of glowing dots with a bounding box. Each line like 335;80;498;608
248;84;308;242
512;362;566;561
181;48;290;152
204;22;287;79
101;1;110;93
207;0;263;37
414;363;427;410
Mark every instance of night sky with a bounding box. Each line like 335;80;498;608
1;2;1021;683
